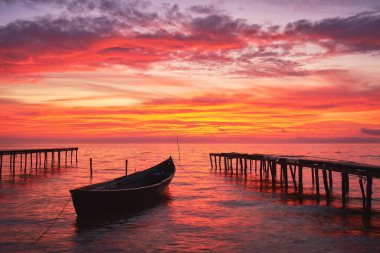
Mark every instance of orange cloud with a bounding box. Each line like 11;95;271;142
1;2;379;143
1;75;380;143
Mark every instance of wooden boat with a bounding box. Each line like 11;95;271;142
70;157;175;216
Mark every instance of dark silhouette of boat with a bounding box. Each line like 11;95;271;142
70;157;175;216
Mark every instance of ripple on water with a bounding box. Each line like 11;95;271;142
0;143;380;252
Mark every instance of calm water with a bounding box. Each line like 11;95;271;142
1;143;380;252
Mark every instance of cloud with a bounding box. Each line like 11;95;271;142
188;5;220;15
285;11;380;53
0;1;379;78
361;128;380;136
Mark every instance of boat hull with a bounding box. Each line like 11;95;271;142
70;157;175;216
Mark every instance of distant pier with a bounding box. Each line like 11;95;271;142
209;152;380;213
0;147;78;179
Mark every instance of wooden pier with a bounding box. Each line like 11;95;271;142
0;147;78;179
209;152;380;213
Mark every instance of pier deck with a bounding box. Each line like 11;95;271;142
209;152;380;213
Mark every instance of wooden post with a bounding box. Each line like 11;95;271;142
90;158;93;176
366;176;373;213
235;158;238;174
44;152;47;169
9;154;13;171
125;160;128;175
30;152;32;168
311;167;315;186
328;170;333;190
315;168;320;202
322;169;330;201
260;159;263;182
298;164;303;194
58;151;61;168
271;161;276;189
244;158;248;176
219;156;222;171
12;154;16;175
284;162;288;190
263;159;267;174
35;152;38;170
224;156;227;171
20;153;23;170
342;172;347;206
209;154;213;168
359;177;366;209
52;151;55;168
76;150;78;163
71;150;73;164
214;155;218;170
24;153;27;174
289;165;297;191
0;154;2;179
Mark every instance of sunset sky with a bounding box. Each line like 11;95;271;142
1;0;380;143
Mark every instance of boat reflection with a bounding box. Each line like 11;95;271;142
74;193;172;232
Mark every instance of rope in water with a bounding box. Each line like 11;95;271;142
176;136;181;163
35;196;71;241
34;137;196;242
174;136;203;179
172;158;204;179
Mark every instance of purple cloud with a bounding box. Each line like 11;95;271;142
361;128;380;136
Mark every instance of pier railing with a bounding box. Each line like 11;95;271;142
209;152;380;213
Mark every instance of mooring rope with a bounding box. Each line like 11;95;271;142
172;158;203;179
174;137;204;179
35;196;71;241
176;136;181;163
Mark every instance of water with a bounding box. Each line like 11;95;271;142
0;143;380;252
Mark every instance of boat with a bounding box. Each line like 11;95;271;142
70;157;175;216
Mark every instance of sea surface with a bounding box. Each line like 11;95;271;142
0;143;380;252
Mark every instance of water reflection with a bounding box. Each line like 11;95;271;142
1;143;380;252
75;194;172;232
212;168;380;237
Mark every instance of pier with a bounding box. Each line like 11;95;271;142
0;147;78;179
209;152;380;213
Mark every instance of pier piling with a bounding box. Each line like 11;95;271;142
0;147;79;179
90;158;93;176
209;152;380;213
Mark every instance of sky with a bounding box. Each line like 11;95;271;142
0;0;380;143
